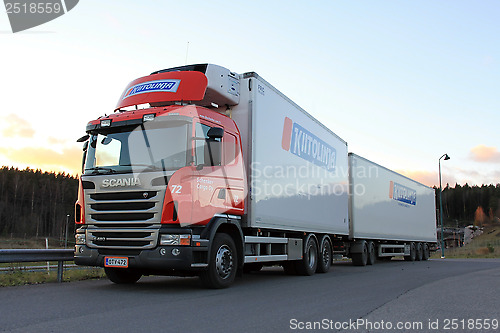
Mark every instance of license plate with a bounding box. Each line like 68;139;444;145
104;257;128;268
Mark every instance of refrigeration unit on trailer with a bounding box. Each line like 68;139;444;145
74;64;437;288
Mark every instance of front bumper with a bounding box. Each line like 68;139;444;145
74;244;208;272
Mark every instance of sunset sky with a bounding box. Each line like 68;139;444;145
0;1;499;187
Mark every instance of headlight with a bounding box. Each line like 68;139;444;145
160;234;191;246
75;234;86;245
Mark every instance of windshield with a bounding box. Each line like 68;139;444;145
84;119;191;174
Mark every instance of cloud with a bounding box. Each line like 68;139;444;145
0;146;82;175
1;114;35;138
470;145;500;163
397;170;457;188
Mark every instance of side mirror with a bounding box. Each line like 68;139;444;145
77;134;89;142
207;127;224;140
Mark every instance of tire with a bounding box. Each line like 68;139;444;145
104;267;142;284
295;235;318;276
366;241;376;265
416;243;423;261
422;243;430;260
352;241;368;266
200;233;238;289
243;262;263;273
404;242;416;261
316;236;332;273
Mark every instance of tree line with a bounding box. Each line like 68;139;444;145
438;183;500;227
0;167;78;239
0;167;498;239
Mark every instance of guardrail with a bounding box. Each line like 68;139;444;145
0;249;74;283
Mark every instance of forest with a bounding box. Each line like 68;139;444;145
0;167;78;239
0;166;498;239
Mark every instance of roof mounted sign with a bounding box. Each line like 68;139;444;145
115;64;240;111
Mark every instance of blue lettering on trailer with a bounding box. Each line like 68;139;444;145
123;79;181;99
391;182;417;205
289;122;336;171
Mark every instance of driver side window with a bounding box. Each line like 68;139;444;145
194;123;221;166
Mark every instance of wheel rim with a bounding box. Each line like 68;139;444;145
322;242;330;267
215;245;233;279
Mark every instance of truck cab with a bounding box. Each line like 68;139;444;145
75;65;247;287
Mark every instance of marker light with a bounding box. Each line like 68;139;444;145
143;114;155;122
100;119;111;127
75;234;86;245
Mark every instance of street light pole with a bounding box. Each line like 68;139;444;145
439;153;450;259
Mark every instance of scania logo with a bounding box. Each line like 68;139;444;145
101;178;141;188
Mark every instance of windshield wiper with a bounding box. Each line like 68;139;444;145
86;167;116;174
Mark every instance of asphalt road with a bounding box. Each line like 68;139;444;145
0;258;499;333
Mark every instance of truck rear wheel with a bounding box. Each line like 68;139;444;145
316;236;332;273
366;241;376;265
295;236;318;275
104;267;142;284
404;242;416;261
352;241;368;266
200;233;237;289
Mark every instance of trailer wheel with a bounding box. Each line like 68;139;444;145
422;243;430;260
200;233;237;289
295;236;318;275
416;243;423;261
352;241;368;266
404;242;416;261
104;267;142;284
316;236;332;273
366;241;376;265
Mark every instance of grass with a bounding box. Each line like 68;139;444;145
0;237;105;287
431;221;500;259
0;266;105;287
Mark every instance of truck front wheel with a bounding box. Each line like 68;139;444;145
104;267;142;284
200;233;237;289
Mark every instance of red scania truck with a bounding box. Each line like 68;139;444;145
74;64;437;288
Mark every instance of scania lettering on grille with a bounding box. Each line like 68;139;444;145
102;178;142;188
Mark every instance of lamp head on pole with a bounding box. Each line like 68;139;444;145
440;153;451;162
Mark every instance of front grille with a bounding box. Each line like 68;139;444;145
86;190;161;224
91;213;155;221
91;202;155;211
83;185;166;249
90;191;157;201
86;228;159;249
